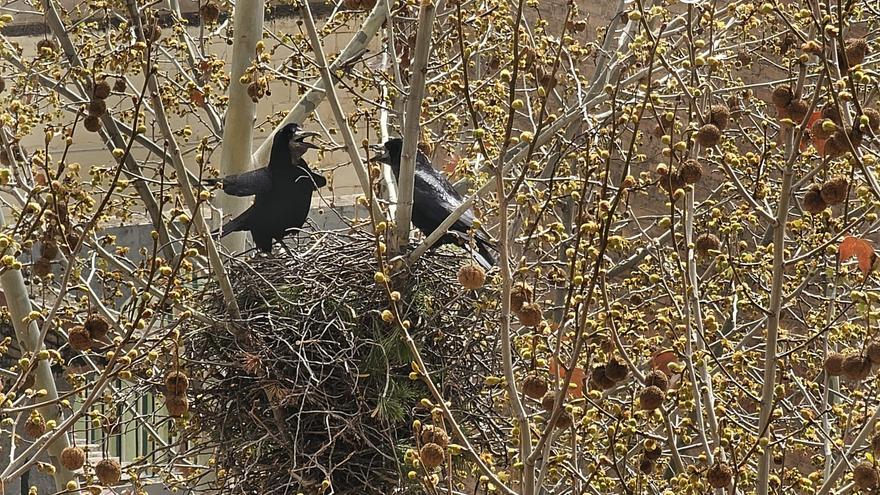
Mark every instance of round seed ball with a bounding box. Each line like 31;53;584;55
165;394;189;417
824;352;845;376
24;413;46;438
84;115;102;133
522;374;548;400
695;233;721;258
88;99;106;117
824;131;848;158
772;85;793;108
605;357;629;383
165;370;190;395
710;104;731;130
785;99;809;123
802;184;827;215
60;446;85;471
844;37;869;67
68;325;92;351
644;369;670;391
420;425;449;449
200;1;220;23
510;283;532;313
695;123;721;147
679;159;703;185
40;242;59;260
639;456;655;475
555;412;573;429
872;433;880;456
853;461;879;490
85;314;110;341
33;257;52;278
638;386;665;411
457;264;486;290
541;391;558;412
644;442;662;461
658;171;686;195
707;462;733;488
93;80;111;100
820;176;848;206
590;364;617;390
811;118;834;140
95;458;121;485
113;78;126;93
419;442;445;470
842;352;872;381
517;303;543;327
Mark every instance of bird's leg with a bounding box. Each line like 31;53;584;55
277;239;296;259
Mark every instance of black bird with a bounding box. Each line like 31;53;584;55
206;123;326;253
373;138;495;268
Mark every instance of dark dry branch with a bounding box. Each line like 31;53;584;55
177;231;500;494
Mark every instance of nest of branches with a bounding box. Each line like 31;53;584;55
180;231;499;494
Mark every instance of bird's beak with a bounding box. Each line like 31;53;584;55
293;130;322;150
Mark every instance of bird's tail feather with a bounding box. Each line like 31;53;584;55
472;241;495;269
214;211;249;238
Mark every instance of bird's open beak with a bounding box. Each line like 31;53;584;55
293;130;322;150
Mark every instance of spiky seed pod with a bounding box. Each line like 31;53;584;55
679;159;703;184
60;446;86;471
785;99;809;123
510;283;532;312
165;370;190;395
867;341;880;365
420;425;449;448
68;325;92;351
605;357;628;383
638;386;665;411
33;257;52;278
457;264;486;290
854;462;879;489
95;458;121;485
40;241;59;260
84;115;102;133
165;394;189;417
36;39;57;54
811;118;834;140
695;123;721;147
820;176;848;206
200;1;220;23
802;184;827;215
824;352;845;376
644;442;662;461
522;374;548;400
247;82;262;102
842;353;872;381
85;315;110;341
541;391;558;412
93;80;111;99
419;443;445;470
645;370;670;391
639;456;655;475
590;365;617;390
710;104;730;130
695;233;721;258
517;303;543;327
88;99;107;117
736;51;752;66
24;412;46;438
865;108;880;133
707;462;733;488
772;85;794;108
844;38;869;67
113;78;126;93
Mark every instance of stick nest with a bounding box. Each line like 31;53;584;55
180;232;500;494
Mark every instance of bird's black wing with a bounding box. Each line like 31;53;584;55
292;160;327;191
206;168;273;197
213;204;256;237
413;153;494;246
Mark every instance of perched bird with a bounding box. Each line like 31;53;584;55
206;123;326;253
372;138;495;268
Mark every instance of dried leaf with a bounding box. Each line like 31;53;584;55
548;357;586;398
840;235;876;276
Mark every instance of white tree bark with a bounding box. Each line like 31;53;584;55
251;2;388;167
217;0;265;252
0;207;77;491
393;0;436;251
